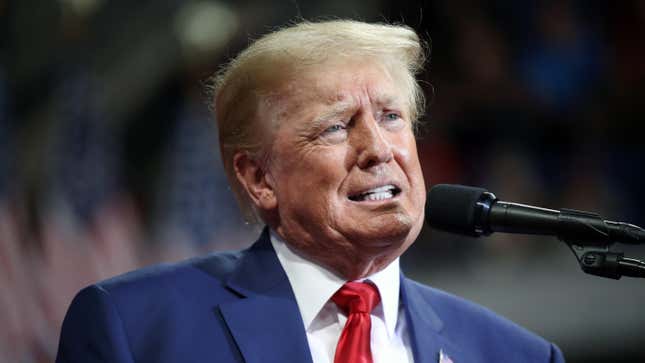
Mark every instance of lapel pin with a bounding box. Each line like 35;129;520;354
439;349;454;363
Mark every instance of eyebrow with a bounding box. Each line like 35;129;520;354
308;93;405;130
379;96;399;107
311;101;355;128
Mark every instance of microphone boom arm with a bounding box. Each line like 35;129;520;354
558;209;645;279
483;192;645;279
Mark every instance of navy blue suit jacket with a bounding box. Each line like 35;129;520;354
57;229;565;362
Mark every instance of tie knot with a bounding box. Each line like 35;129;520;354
332;282;381;315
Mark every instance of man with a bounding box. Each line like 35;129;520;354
57;20;565;363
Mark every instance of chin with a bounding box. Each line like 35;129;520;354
347;212;416;251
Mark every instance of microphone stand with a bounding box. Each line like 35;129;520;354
565;243;645;279
555;209;645;279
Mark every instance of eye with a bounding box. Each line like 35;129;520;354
318;122;349;143
384;112;400;121
380;111;405;131
323;124;346;134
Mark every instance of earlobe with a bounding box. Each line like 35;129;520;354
233;152;278;211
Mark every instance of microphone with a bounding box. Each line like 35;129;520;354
426;184;645;246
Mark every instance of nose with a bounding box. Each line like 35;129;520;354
353;114;394;169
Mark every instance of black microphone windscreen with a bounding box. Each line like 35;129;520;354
426;184;489;236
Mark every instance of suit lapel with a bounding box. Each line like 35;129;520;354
218;229;313;363
215;230;468;363
401;276;465;363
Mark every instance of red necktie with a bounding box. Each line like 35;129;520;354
332;282;381;363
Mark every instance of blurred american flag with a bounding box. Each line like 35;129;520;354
153;97;256;254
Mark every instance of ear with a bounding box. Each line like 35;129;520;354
233;151;278;212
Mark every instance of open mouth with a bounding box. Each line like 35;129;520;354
348;184;402;202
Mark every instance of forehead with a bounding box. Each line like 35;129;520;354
269;61;409;116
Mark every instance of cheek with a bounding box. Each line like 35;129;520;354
274;148;348;202
305;148;349;184
396;134;426;197
394;133;422;172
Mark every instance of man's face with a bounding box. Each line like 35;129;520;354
263;61;426;278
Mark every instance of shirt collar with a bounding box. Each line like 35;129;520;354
270;229;401;338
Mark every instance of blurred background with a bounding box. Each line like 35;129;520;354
2;0;644;361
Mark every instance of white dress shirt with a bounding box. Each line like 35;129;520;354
270;230;414;363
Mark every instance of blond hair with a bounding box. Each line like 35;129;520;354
208;20;427;221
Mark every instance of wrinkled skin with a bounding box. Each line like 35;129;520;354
235;61;426;280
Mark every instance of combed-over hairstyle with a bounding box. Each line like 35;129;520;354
209;20;426;221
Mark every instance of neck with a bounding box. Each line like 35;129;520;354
328;253;397;280
272;231;399;280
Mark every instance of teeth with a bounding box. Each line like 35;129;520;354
365;190;394;201
349;184;398;201
363;184;396;194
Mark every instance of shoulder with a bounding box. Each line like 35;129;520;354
90;249;244;306
61;250;246;344
403;278;564;362
405;278;531;335
98;250;242;290
57;249;255;362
